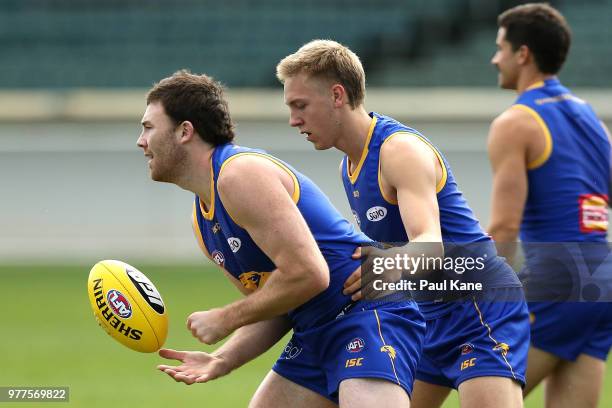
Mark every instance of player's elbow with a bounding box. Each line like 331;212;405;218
487;222;520;243
298;260;330;299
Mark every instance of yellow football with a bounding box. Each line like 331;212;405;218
87;260;168;353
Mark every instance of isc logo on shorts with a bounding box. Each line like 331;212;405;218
106;289;132;318
460;357;477;370
346;337;365;353
366;206;387;222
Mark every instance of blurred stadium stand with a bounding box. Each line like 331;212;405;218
0;0;610;89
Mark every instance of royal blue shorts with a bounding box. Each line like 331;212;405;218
415;288;529;389
273;299;425;403
529;301;612;361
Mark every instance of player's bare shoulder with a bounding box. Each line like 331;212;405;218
379;132;440;188
488;107;543;154
217;154;293;197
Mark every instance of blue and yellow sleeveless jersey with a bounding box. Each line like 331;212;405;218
514;78;610;243
192;143;372;331
341;113;521;316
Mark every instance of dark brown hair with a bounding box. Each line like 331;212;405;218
498;3;571;74
147;70;234;146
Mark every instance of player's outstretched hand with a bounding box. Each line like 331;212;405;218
157;348;231;385
187;309;233;345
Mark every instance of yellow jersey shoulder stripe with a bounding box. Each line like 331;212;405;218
511;104;553;170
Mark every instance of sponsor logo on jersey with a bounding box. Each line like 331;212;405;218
460;343;475;355
211;250;225;267
380;345;396;360
227;237;242;253
366;206;387;222
579;194;608;233
106;289;132;318
346;337;365;353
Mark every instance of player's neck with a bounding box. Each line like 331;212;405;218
176;146;215;205
336;107;373;168
516;69;555;94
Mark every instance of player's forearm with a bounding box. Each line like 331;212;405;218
397;238;444;276
223;266;328;329
212;315;291;370
487;222;519;264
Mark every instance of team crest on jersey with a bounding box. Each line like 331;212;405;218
460;343;475;355
366;206;387;222
211;250;225;267
352;210;361;227
212;223;221;234
239;271;272;290
346;337;365;353
353;190;360;198
227;237;241;253
106;289;132;318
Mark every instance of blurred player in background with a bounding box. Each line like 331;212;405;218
487;3;612;407
137;70;425;407
278;39;529;408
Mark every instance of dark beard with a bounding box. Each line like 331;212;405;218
151;132;188;184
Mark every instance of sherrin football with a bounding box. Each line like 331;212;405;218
87;260;168;353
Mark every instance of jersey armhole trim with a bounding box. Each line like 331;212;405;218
511;104;553;170
378;132;448;204
218;152;301;227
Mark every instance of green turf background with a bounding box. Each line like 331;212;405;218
1;264;610;407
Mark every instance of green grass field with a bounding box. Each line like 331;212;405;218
1;264;610;407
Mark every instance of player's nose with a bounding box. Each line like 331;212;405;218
289;115;303;127
136;133;147;149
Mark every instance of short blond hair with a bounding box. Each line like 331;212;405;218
276;39;366;108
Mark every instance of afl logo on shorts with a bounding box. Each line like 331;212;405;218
460;343;475;355
227;237;241;253
211;250;225;267
346;337;365;353
106;289;132;318
366;206;387;222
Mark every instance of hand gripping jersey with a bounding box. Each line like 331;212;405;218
514;78;610;243
192;143;372;331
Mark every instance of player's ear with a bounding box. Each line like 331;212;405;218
178;121;195;143
516;45;530;65
331;84;346;108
